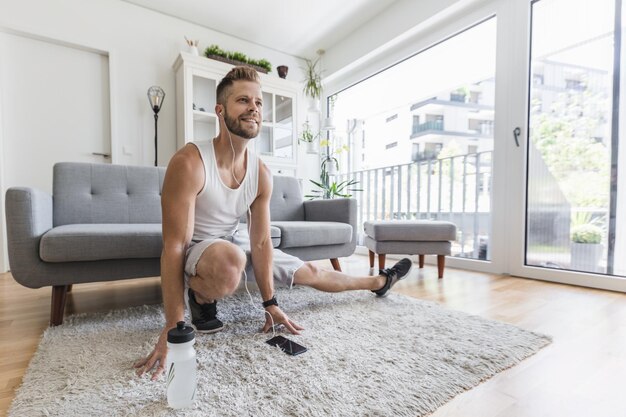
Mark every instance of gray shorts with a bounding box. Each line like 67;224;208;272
184;230;305;289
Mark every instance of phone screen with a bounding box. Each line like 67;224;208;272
266;335;307;356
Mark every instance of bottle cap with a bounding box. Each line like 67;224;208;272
167;321;195;343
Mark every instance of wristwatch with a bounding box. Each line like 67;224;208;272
262;296;278;308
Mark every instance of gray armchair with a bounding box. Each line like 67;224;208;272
5;163;357;326
268;176;357;270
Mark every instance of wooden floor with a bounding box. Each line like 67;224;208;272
1;255;625;417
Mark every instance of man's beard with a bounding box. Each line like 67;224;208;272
223;109;260;139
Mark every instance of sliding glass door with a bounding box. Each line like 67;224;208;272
322;0;626;289
329;18;497;262
525;0;626;282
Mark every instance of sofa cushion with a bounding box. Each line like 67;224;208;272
271;221;352;249
40;224;162;262
238;223;281;248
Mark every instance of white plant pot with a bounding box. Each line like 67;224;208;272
326;162;337;176
570;242;603;273
308;98;320;113
306;141;317;153
189;46;199;56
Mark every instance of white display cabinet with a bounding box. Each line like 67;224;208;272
173;52;299;173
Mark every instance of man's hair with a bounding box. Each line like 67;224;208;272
216;66;261;105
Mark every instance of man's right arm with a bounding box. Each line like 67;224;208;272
134;145;203;380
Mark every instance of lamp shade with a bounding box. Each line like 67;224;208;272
147;86;165;113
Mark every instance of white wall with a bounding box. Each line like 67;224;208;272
0;0;306;167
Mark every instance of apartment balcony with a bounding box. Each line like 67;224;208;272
411;120;444;136
410;97;494;112
411;120;493;140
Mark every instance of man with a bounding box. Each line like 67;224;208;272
135;67;411;380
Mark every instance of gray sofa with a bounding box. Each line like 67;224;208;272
5;162;356;325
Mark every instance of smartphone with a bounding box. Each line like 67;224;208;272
266;335;307;356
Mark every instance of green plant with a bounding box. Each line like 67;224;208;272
299;122;318;143
571;224;602;244
570;211;603;243
255;59;272;72
204;45;272;72
304;169;361;199
204;44;227;58
229;51;248;62
303;58;322;99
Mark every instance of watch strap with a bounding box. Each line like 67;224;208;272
262;296;278;308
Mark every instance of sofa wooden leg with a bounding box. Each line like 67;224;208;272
51;285;69;326
368;251;375;268
378;254;386;269
419;255;425;268
437;255;445;279
330;258;342;271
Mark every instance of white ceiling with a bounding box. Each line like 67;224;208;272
122;0;400;58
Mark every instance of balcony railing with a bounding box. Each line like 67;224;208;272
411;120;444;135
335;151;493;260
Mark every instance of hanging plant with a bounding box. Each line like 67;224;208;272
299;121;319;143
303;57;322;99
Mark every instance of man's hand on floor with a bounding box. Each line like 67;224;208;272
262;305;304;335
134;327;169;381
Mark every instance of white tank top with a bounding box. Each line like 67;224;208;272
190;139;259;241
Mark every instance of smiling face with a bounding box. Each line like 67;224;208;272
221;80;263;139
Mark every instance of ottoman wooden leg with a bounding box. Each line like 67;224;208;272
437;255;445;279
369;250;375;268
330;258;342;271
419;255;425;268
378;254;386;269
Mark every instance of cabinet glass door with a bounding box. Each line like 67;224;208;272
192;75;217;141
274;95;294;159
256;92;294;159
257;91;274;155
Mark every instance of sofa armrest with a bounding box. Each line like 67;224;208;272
5;187;53;287
303;198;357;244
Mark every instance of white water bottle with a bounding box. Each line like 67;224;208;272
166;321;197;409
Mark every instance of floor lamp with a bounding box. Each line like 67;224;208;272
147;86;165;166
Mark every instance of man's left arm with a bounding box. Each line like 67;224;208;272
249;163;303;335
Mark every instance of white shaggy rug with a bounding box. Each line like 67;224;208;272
9;287;551;417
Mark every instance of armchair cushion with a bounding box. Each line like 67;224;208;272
40;223;162;262
303;198;356;224
269;176;305;221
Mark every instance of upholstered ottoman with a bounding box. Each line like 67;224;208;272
363;220;457;278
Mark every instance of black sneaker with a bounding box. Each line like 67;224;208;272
187;288;224;333
372;258;413;297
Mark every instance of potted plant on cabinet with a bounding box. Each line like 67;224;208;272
204;44;271;73
570;220;603;273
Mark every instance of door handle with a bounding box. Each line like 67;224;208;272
513;127;521;147
92;152;111;159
